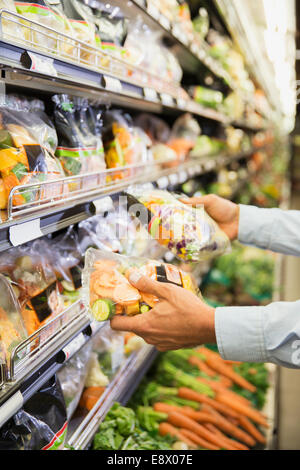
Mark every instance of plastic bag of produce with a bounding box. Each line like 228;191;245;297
102;110;138;177
125;185;230;262
0;95;65;209
0;273;28;368
82;248;200;322
0;375;67;450
0;0;25;41
53;94;105;185
15;0;66;54
58;340;92;419
167;113;201;162
91;322;124;378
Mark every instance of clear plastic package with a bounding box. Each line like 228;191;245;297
0;273;28;367
125;185;230;263
82;248;200;322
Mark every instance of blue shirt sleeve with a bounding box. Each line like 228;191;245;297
215;205;300;367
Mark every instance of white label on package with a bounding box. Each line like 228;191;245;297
159;15;170;30
61;333;86;362
160;93;174;107
9;218;43;246
147;3;160;20
26;51;57;76
103;75;122;93
144;87;158;102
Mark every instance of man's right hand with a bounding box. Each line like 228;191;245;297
181;194;240;241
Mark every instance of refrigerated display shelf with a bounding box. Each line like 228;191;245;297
0;300;98;427
66;344;158;450
0;147;261;252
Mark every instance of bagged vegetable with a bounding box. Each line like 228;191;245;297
0;374;67;450
125;185;230;262
0;0;25;42
53;94;106;183
167;113;201;162
82;248;200;322
0;273;28;368
58;340;92;419
91;323;124;378
15;0;66;54
0;95;64;209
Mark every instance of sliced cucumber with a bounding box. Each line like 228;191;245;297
91;299;116;321
61;280;75;292
140;303;150;314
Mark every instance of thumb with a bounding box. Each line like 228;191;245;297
180;195;213;207
128;270;166;299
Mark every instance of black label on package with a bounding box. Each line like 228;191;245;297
23;145;48;173
30;281;57;323
69;264;83;289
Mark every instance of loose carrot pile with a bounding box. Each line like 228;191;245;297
131;347;269;450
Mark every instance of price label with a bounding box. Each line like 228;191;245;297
160;93;174;107
20;51;57;76
134;0;145;6
157;176;169;189
9;218;42;247
147;3;160;20
93;196;114;215
144;87;158;102
178;170;187;183
196;164;202;174
102;75;122;93
58;333;86;363
191;43;199;55
159;14;170;30
176;98;187;109
168;173;178;186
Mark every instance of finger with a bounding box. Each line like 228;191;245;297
128;271;167;299
110;314;143;333
180;194;216;208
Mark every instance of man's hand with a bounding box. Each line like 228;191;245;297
110;271;216;351
181;194;239;241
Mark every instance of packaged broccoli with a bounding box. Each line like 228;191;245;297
82;248;200;322
125;184;230;263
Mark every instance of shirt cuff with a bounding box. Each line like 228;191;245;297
215;306;268;362
238;204;277;249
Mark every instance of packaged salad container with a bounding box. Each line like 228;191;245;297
125;185;230;263
82;248;200;322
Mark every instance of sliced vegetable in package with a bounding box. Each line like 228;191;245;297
125;185;230;262
0;95;65;209
82;248;200;322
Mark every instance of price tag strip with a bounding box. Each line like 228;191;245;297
102;75;123;93
20;50;57;77
160;93;174;107
144;87;159;102
9;218;43;247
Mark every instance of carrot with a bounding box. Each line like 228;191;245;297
238;416;266;444
178;387;239;418
216;393;269;428
204;356;257;393
204;424;249;451
167;411;237;450
198;378;252;407
158;422;197;448
188;356;216;377
180;428;220;450
154;402;220;424
79;386;105;410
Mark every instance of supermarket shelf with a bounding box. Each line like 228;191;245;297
0;148;259;253
66;344;158;450
0;300;101;427
0;11;267;131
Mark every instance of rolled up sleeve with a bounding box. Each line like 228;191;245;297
215;301;300;368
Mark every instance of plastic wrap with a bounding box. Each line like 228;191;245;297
167;113;201;162
125;185;230;263
0;273;27;367
82;248;200;322
15;0;66;54
0;375;67;450
57;340;92;419
91;323;125;378
53;94;106;182
0;0;25;41
0;95;65;209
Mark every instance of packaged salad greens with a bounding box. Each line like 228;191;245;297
125;185;230;263
82;248;200;322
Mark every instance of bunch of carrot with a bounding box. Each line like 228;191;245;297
153;346;269;450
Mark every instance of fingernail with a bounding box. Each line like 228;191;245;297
129;271;142;284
